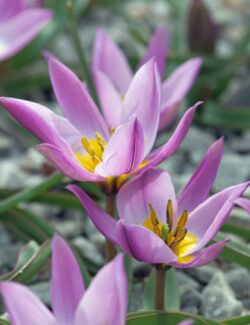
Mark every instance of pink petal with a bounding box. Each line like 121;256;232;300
177;320;194;325
92;28;133;93
159;58;202;131
138;27;168;79
66;185;117;243
51;234;84;325
96;118;145;177
177;138;224;215
0;281;55;325
187;182;249;254
0;9;52;61
172;239;229;269
36;143;105;182
234;197;250;213
0;97;78;152
146;102;202;168
48;58;109;140
0;0;26;23
93;69;122;129
115;220;177;263
117;168;177;225
75;254;127;325
121;59;161;156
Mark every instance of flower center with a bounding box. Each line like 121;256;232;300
142;201;196;263
74;132;106;173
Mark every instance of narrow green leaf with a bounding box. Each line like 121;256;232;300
0;319;11;325
126;310;223;325
222;315;250;324
143;268;180;311
0;172;64;214
221;221;250;241
214;233;250;270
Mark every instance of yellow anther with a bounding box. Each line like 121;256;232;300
92;155;101;165
110;128;115;136
95;132;106;151
149;204;158;226
170;228;187;248
174;210;188;236
81;137;95;156
166;200;173;232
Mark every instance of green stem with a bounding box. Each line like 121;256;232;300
66;1;101;109
105;194;117;262
155;266;167;310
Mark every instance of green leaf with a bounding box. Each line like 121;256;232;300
143;268;180;311
197;101;250;131
214;232;250;270
222;315;250;324
0;172;64;214
126;310;224;325
0;319;11;325
221;221;250;241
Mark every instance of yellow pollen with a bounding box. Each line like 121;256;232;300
143;204;196;264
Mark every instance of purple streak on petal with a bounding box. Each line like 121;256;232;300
92;28;133;93
66;184;117;243
93;69;122;129
115;220;177;263
0;9;52;61
75;254;127;325
48;58;109;140
177;138;224;215
0;97;79;152
51;234;84;325
159;58;202;131
0;0;26;23
145;102;202;168
234;197;250;213
172;239;229;269
121;59;161;156
0;282;55;325
138;27;168;79
187;182;249;253
117;168;177;225
36;143;105;182
97;117;145;177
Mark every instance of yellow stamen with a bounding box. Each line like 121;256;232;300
174;210;188;236
166;200;173;232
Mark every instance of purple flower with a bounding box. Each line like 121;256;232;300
0;0;52;61
0;57;201;191
0;234;127;325
67;138;249;267
178;320;194;325
92;28;202;131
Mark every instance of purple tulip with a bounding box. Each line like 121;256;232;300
67;138;249;267
178;320;194;325
0;234;127;325
0;57;201;191
0;0;52;61
92;28;202;131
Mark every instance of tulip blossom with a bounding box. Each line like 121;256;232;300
67;138;249;267
0;234;127;325
0;0;52;61
0;56;201;193
92;27;202;131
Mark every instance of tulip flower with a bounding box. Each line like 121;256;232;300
92;28;202;131
0;234;127;325
178;320;193;325
0;0;52;61
0;57;201;193
67;138;249;267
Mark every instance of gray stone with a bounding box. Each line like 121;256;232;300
186;264;217;284
128;282;144;313
182;306;199;315
201;271;243;320
53;220;84;238
0;243;23;270
0;134;13;156
180;284;201;308
225;268;250;299
91;232;105;256
29;282;51;306
72;236;104;265
0;160;27;189
229;131;250;153
176;271;202;291
20;148;46;173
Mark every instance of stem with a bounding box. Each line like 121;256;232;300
105;194;116;262
155;266;167;310
66;1;101;109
